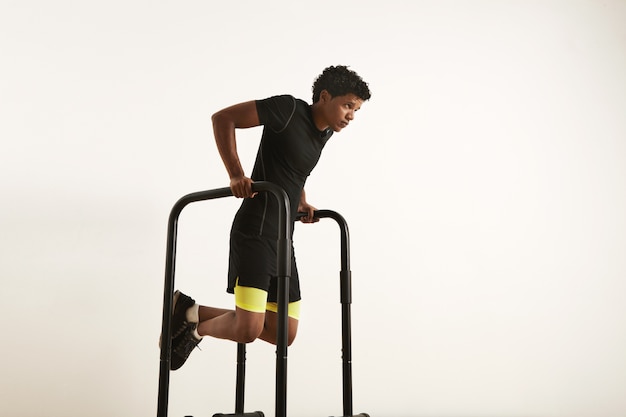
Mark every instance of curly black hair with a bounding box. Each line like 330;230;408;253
312;65;371;103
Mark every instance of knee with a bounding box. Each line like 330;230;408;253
286;319;298;346
235;322;264;344
266;327;297;346
287;329;297;346
233;314;265;344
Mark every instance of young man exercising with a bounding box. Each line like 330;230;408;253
169;65;371;370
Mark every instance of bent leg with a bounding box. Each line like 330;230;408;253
198;305;232;321
196;306;299;346
196;283;268;343
197;306;265;344
259;309;299;346
195;287;300;345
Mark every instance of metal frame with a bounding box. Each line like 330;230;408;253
157;182;291;417
156;183;368;417
296;210;366;417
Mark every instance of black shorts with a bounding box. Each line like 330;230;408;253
227;230;301;303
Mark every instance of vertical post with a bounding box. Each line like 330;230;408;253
260;183;292;417
156;182;290;417
306;210;354;417
235;343;246;414
156;208;179;417
338;227;353;417
157;186;233;417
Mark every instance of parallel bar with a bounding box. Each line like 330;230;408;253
158;187;232;417
157;182;290;417
296;210;354;417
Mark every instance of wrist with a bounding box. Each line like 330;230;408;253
228;167;245;180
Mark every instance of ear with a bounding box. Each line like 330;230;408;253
319;89;331;103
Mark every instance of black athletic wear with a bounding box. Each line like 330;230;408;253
227;95;332;302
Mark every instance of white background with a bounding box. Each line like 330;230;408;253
1;1;625;416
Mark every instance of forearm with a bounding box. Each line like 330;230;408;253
299;188;307;206
211;101;260;180
212;113;245;180
297;189;318;223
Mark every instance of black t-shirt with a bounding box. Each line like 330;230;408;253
231;95;332;238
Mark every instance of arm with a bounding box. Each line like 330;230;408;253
297;188;319;223
211;101;260;198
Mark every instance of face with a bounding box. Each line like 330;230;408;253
319;91;364;132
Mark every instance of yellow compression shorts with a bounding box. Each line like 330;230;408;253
234;282;301;320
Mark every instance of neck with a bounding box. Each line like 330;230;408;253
310;102;328;131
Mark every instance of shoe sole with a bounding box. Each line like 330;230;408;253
158;290;194;348
172;290;196;339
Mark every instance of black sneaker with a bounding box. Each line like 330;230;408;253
170;303;202;371
171;290;197;339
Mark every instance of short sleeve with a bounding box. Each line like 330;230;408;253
255;95;297;133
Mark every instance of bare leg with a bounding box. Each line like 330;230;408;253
259;310;299;346
197;307;265;344
196;306;298;346
198;305;232;321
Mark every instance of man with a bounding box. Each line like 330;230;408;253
169;65;371;370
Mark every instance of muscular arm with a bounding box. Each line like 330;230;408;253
211;101;260;198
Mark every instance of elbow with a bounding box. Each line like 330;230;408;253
211;110;233;132
211;110;224;126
